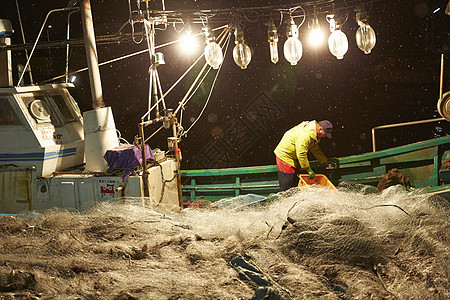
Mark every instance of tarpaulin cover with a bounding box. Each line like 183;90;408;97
104;144;154;181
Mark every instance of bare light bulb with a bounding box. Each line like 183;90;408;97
308;17;324;47
233;27;251;69
205;42;223;69
309;28;324;47
283;18;303;66
355;11;376;54
233;43;251;69
327;15;348;59
180;31;198;54
356;23;376;54
202;25;223;69
267;19;279;64
328;30;348;59
269;42;279;64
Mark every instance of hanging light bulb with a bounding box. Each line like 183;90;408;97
202;24;223;69
355;11;376;54
283;17;303;66
180;22;198;54
233;26;252;69
267;19;279;64
327;15;348;60
308;14;324;47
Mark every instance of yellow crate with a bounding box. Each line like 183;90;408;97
298;174;336;189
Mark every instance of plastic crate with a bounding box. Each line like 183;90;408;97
298;174;336;189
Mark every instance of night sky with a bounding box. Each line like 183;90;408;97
2;0;450;169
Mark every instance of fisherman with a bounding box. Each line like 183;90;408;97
274;120;333;191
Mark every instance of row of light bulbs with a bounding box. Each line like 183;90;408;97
201;11;376;70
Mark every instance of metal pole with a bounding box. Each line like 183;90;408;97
152;69;159;114
439;54;444;99
371;128;376;153
17;7;69;86
80;0;105;109
139;123;150;204
15;0;34;84
172;121;183;208
371;117;445;152
66;10;79;82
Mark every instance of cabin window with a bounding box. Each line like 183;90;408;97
28;99;51;122
0;97;22;125
20;95;61;126
51;94;76;122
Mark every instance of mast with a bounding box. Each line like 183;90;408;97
80;0;119;172
80;0;104;109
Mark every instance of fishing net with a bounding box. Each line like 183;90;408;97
0;185;448;299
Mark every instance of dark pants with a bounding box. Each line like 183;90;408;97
277;170;299;191
275;155;300;191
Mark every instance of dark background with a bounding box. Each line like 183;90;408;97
2;0;450;169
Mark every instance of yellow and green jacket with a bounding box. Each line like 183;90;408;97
274;120;328;169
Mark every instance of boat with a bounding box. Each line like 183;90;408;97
181;134;450;202
0;2;181;214
1;1;449;215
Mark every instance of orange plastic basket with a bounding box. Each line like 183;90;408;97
298;174;336;189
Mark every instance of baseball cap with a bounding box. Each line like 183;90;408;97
319;120;333;139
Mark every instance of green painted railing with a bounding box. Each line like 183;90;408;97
181;136;450;202
181;165;279;201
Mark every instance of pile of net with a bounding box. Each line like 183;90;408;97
0;184;448;299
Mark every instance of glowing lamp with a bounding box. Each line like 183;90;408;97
283;18;303;66
356;23;376;54
202;25;223;69
233;43;251;69
267;19;279;64
328;30;348;59
205;43;223;69
327;15;348;59
180;36;197;53
180;23;198;54
233;27;251;69
308;17;324;47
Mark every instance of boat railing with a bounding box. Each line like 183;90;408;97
17;6;80;86
181;165;279;202
371;117;446;152
182;136;450;202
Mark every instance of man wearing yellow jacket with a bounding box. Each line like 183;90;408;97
274;120;333;191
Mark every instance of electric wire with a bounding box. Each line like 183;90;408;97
144;125;164;143
140;45;205;121
181;30;232;137
39;34;200;84
173;25;229;116
177;66;213;138
294;6;307;28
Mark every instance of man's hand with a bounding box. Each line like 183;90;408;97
307;167;316;179
326;158;339;169
326;163;336;169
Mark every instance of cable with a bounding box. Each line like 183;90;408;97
141;45;206;120
149;161;176;206
178;67;212;138
39;32;188;84
294;6;306;28
182;30;232;137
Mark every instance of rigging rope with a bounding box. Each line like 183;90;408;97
181;29;232;137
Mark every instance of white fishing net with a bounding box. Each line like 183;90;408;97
0;185;448;299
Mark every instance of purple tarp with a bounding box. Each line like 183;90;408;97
103;144;154;181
